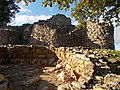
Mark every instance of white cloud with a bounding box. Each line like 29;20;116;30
19;5;32;13
10;14;51;26
114;26;120;44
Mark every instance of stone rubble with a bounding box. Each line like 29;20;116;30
0;14;114;49
46;48;120;90
0;14;118;90
0;46;119;90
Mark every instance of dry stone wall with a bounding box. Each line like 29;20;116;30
85;21;114;49
51;47;120;89
29;21;56;47
0;14;114;49
0;45;119;89
54;47;94;85
0;24;33;45
0;45;58;66
29;15;82;47
0;27;21;45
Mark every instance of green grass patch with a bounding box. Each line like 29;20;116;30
108;50;120;62
90;49;120;62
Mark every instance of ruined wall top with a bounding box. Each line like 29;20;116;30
47;14;71;26
0;14;115;49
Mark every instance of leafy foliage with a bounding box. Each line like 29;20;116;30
17;0;120;27
16;0;36;6
0;0;19;27
71;0;120;27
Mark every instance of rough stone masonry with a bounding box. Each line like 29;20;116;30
0;14;118;90
0;14;114;49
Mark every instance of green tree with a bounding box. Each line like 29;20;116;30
0;0;19;27
16;0;120;27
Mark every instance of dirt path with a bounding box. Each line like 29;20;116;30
0;64;60;90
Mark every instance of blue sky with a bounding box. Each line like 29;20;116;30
10;1;120;50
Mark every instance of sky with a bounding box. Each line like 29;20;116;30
10;1;120;50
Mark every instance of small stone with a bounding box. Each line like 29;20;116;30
55;70;59;73
95;76;103;81
65;64;71;71
93;87;104;90
104;74;120;84
57;71;74;82
41;87;50;90
71;81;82;89
57;85;66;90
43;70;46;72
57;71;66;82
88;54;95;58
76;54;87;60
56;64;63;69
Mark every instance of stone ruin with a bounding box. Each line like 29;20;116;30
0;14;114;49
0;14;119;90
0;45;119;90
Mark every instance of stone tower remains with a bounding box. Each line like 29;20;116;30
0;14;114;49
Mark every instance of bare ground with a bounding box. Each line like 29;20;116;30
0;64;61;90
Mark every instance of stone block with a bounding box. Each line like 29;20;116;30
37;55;47;59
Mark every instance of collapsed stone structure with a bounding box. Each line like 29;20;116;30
0;45;119;90
0;14;114;49
0;14;118;90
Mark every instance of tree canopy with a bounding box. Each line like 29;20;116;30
16;0;120;27
0;0;19;27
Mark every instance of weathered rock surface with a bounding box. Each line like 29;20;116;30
0;13;117;90
53;48;120;90
0;14;114;49
0;46;119;90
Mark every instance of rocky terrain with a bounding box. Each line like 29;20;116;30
0;14;118;90
0;48;120;90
